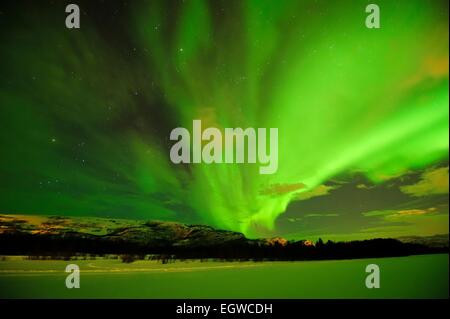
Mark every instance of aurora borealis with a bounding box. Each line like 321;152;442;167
0;0;448;239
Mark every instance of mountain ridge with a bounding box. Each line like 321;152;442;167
0;214;447;260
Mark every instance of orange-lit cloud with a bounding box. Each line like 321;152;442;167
400;167;449;197
260;182;306;196
295;184;338;201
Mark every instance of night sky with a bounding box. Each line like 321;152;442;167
0;0;448;240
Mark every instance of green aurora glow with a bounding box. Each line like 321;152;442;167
0;0;448;238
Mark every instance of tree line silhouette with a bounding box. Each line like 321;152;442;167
0;231;446;262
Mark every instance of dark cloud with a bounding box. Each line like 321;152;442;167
276;162;449;239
